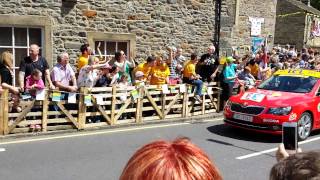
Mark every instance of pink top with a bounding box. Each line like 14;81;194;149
25;75;45;91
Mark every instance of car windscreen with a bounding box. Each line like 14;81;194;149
257;75;318;93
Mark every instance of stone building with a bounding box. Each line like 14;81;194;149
220;0;277;55
275;0;320;50
0;0;278;83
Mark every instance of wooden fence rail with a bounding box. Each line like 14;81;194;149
0;83;221;135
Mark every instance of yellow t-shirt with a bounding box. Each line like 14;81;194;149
134;63;153;79
248;63;259;77
150;65;170;85
183;61;196;78
78;55;89;70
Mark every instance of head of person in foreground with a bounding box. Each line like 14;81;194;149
270;150;320;180
120;137;222;180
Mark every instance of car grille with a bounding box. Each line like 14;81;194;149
230;103;264;115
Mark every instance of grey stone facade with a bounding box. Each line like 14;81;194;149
0;0;278;67
275;0;320;50
220;0;277;55
0;0;217;66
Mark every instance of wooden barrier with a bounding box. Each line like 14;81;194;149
0;83;221;135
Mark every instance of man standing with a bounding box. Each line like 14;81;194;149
196;45;219;82
77;43;92;71
51;52;77;92
19;44;55;90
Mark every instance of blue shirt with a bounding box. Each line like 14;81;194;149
223;64;237;84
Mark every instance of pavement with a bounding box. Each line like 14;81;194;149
0;117;320;180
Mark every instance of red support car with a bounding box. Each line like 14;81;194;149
224;69;320;140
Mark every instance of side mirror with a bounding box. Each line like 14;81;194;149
316;92;320;96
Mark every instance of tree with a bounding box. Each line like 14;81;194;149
311;0;320;11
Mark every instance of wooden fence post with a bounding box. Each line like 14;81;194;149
161;93;166;120
135;87;143;123
78;87;87;129
2;90;9;135
182;84;188;118
202;92;205;115
216;88;221;113
41;90;49;132
111;85;116;125
0;89;7;135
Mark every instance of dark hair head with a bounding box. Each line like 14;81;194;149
146;56;156;63
115;51;122;61
80;44;90;54
31;69;41;76
270;151;320;180
191;53;198;61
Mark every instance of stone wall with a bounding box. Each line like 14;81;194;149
220;0;277;55
0;0;217;66
274;0;306;49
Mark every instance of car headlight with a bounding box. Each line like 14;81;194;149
267;107;292;115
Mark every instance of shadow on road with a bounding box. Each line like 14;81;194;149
206;124;281;143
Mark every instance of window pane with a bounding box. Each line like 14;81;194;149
106;42;116;55
14;28;27;46
14;48;28;68
95;41;105;55
29;28;42;46
117;42;128;55
0;27;12;46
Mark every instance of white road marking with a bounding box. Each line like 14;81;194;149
236;136;320;160
0;118;223;146
0;148;6;152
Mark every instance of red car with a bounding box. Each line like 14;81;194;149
224;69;320;140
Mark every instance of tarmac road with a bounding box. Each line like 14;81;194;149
0;118;320;180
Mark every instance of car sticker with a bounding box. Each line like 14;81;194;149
240;92;265;102
317;103;320;112
271;92;282;97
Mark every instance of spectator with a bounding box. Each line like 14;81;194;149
133;71;145;87
247;58;259;79
113;51;135;85
270;144;320;180
25;69;45;97
150;55;170;85
197;45;219;82
134;56;157;84
175;48;186;66
19;44;54;91
237;66;256;92
120;137;222;180
77;56;106;88
183;53;203;103
0;51;21;112
77;43;92;71
51;52;77;92
167;48;181;85
222;56;237;104
95;63;112;87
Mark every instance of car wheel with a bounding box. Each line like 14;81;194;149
297;112;313;141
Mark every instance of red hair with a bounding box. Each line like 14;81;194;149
120;138;222;180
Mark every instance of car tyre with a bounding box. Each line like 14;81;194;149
297;112;313;141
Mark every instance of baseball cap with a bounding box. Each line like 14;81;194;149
226;56;235;63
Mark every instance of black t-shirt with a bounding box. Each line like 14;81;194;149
0;65;13;85
19;56;49;82
196;53;220;81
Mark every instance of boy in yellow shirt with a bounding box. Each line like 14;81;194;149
150;55;170;85
183;53;203;103
77;44;92;71
134;56;156;84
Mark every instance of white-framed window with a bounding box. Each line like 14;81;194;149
94;40;130;60
0;26;43;86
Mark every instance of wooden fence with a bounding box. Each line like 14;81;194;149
0;83;221;135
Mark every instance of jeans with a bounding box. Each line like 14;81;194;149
183;77;203;96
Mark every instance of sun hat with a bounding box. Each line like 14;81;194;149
135;71;144;78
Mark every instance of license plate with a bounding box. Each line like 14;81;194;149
233;113;253;122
